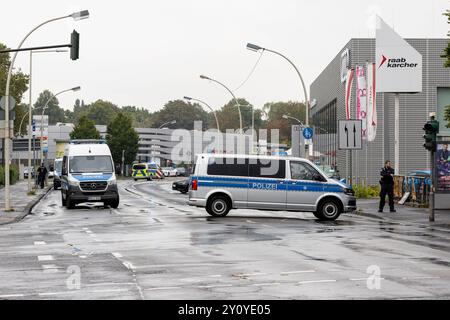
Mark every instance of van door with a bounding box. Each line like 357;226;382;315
247;159;287;210
287;161;326;211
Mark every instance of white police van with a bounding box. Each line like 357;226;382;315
188;154;356;221
60;140;119;209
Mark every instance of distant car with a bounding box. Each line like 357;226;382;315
176;167;187;176
23;167;35;179
48;170;55;179
53;158;63;190
172;179;190;194
162;167;177;177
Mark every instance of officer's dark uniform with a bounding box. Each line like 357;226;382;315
379;166;395;212
37;165;48;189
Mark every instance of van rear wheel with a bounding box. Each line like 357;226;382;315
206;195;231;217
315;199;341;221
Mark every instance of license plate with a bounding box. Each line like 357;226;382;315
88;196;101;201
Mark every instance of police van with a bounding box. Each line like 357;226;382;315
60;140;119;209
188;154;356;221
132;163;153;181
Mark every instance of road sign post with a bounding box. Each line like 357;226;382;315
338;120;362;150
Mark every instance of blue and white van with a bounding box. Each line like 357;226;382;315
60;140;119;209
189;154;356;221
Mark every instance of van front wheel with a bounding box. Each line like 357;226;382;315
206;195;231;217
315;199;341;221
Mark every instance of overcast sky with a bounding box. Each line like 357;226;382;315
1;0;448;114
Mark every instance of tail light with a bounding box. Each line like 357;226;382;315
191;179;198;191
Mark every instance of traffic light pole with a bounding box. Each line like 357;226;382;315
429;150;435;222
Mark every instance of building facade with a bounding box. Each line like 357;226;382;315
310;38;450;185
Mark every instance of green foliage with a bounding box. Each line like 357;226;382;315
445;105;450;128
215;99;263;132
121;106;155;127
70;115;101;140
263;101;306;146
442;10;450;68
0;42;30;135
353;184;380;199
153;100;209;130
106;113;139;165
33;90;66;124
84;100;120;125
0;165;19;185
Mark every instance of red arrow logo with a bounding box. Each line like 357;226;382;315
379;55;388;68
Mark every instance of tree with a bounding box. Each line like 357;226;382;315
264;101;307;146
152;100;209;130
106;113;139;165
84;99;120;125
70;115;101;140
121;105;155;127
0;43;30;135
444;105;450;128
443;10;450;67
215;98;263;132
33;90;66;124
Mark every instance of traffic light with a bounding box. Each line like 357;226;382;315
423;119;439;152
70;30;79;60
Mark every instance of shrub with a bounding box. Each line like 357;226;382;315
0;165;20;185
353;184;380;199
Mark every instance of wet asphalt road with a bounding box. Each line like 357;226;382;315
0;179;449;300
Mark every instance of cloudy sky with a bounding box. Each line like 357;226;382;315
1;0;448;113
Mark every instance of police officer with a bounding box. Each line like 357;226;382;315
379;160;396;213
37;163;48;189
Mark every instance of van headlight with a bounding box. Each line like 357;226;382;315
344;188;355;196
108;180;117;186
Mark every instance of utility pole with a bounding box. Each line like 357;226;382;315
121;149;125;176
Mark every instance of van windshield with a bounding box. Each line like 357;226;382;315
69;156;113;174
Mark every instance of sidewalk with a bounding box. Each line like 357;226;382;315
0;180;52;225
352;198;450;227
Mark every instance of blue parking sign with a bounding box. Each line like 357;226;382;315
303;127;314;139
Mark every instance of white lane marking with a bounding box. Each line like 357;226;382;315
122;261;135;270
38;291;76;297
82;228;89;231
197;284;233;289
84;282;135;287
0;294;25;298
281;270;315;275
208;274;222;278
37;255;54;261
112;252;123;259
79;255;87;259
350;278;385;281
298;279;337;285
145;286;181;291
401;276;440;280
34;241;46;246
252;283;281;287
233;272;267;277
91;288;130;293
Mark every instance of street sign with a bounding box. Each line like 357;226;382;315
338;120;362;150
0;96;16;110
303;127;314;140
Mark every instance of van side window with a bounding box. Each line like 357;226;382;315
207;158;248;177
62;156;68;175
249;160;285;179
290;162;322;181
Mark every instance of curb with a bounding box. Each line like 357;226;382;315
0;186;53;226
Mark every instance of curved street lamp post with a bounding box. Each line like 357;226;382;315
184;96;220;133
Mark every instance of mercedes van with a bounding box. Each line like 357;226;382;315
60;140;119;209
189;154;356;221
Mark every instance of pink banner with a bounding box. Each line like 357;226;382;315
356;65;367;139
345;69;354;120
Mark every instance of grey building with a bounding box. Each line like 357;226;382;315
310;38;450;185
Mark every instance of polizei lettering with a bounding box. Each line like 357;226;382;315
387;57;418;68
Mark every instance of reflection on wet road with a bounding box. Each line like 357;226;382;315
0;179;449;300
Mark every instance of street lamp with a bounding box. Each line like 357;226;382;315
247;43;309;127
282;114;305;127
184;96;220;133
3;10;89;211
27;49;67;192
39;86;81;163
199;75;243;133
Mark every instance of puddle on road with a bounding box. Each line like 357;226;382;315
190;227;281;245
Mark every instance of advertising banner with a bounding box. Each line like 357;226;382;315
356;65;367;139
366;63;377;142
436;143;450;193
376;16;422;93
345;69;354;120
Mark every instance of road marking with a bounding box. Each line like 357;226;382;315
208;275;222;278
112;252;123;259
122;261;135;270
91;288;130;293
298;279;337;285
197;284;233;289
37;255;54;261
233;272;267;277
252;283;281;287
85;230;93;234
34;241;46;246
38;291;76;297
401;276;440;280
350;278;385;281
0;294;25;298
145;286;181;291
281;270;315;275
